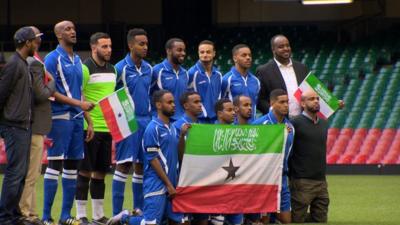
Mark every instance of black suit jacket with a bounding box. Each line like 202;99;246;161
256;59;309;114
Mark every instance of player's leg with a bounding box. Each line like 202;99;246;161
166;197;184;225
276;175;291;224
309;180;329;223
191;214;209;225
43;119;73;224
225;214;243;225
76;131;96;223
91;132;112;224
132;118;149;211
112;135;134;215
289;178;313;223
59;118;84;224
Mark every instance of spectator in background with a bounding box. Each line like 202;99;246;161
19;26;55;225
256;34;309;117
289;90;330;223
0;26;38;225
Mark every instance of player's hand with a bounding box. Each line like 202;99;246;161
180;123;191;137
167;185;177;199
338;100;345;109
85;123;94;142
80;101;95;111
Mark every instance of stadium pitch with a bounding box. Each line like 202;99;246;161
0;175;399;225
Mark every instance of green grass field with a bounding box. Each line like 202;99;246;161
1;175;399;225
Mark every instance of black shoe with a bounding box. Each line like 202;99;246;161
78;217;91;225
92;217;109;225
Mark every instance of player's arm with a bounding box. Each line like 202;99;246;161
149;158;176;198
45;57;94;111
84;111;94;142
178;123;191;162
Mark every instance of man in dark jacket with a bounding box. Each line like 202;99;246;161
256;35;309;117
19;26;55;225
0;26;39;225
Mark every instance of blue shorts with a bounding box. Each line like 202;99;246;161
280;175;291;212
47;118;84;160
225;214;243;225
143;194;184;224
115;117;150;164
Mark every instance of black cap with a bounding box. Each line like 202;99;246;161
14;27;36;44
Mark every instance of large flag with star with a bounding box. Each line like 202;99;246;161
173;124;286;213
294;72;340;119
99;87;137;142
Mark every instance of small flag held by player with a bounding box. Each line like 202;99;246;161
99;88;137;142
294;72;340;119
173;124;286;214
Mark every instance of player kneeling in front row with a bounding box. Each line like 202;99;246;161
107;90;189;225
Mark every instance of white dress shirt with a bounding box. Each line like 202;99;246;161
274;58;302;117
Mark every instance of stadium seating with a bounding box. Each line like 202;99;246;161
0;26;398;165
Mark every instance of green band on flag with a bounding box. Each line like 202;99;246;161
185;124;285;155
306;73;340;110
116;88;137;132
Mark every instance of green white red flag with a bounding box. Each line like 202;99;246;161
173;124;286;213
294;72;340;119
99;88;137;142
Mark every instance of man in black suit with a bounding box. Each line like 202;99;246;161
256;34;309;117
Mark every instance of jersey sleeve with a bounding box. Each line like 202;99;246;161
221;74;230;99
44;54;58;80
143;125;160;161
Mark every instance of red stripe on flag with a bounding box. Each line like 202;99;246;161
317;112;327;120
294;88;303;103
99;99;124;142
173;184;278;213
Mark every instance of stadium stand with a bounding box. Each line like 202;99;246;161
0;26;399;165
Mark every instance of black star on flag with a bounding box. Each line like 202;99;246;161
222;158;240;181
118;112;122;117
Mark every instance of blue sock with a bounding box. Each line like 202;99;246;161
60;169;77;221
122;214;144;225
112;171;128;216
43;168;60;221
132;172;143;210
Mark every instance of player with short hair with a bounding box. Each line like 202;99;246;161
43;20;95;225
188;40;222;124
112;28;153;216
107;90;188;225
253;89;294;224
75;32;116;225
152;38;189;122
221;44;260;120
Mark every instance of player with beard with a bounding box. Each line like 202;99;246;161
0;26;39;225
152;38;188;122
107;90;188;225
75;32;116;225
43;21;95;225
222;44;260;120
111;28;153;217
188;40;222;123
253;89;294;224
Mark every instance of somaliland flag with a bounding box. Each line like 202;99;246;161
99;88;138;142
294;72;340;119
173;124;286;214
